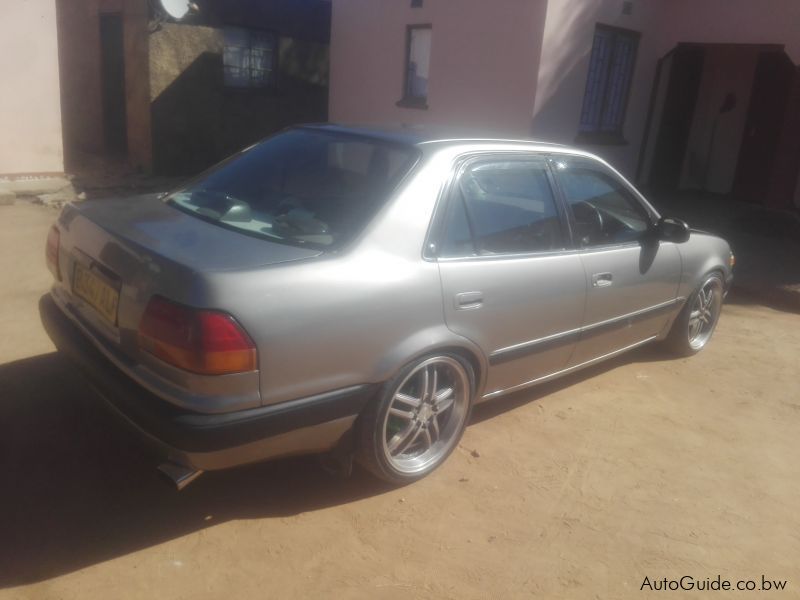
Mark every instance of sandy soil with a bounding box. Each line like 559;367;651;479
2;202;798;599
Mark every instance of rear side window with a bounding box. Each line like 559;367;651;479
440;159;564;257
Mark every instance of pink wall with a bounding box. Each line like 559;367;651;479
56;0;152;172
123;0;153;171
658;0;800;64
329;0;548;135
0;0;64;174
330;0;800;187
531;0;662;177
531;0;800;178
56;0;105;164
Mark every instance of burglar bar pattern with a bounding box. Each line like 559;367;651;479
223;27;277;88
579;25;639;138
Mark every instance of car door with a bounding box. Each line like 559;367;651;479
550;155;682;366
433;155;587;399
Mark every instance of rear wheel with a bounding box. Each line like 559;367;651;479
665;273;724;356
357;354;474;485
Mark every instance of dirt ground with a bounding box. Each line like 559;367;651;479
1;201;799;599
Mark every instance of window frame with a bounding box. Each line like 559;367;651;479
548;154;660;251
576;24;641;146
222;26;280;90
425;152;574;261
397;24;432;109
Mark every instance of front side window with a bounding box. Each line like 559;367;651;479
223;27;278;88
554;158;651;247
401;25;432;106
578;25;639;143
440;159;564;257
167;130;418;249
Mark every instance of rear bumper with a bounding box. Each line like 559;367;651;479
40;293;375;471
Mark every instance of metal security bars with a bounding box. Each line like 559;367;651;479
578;25;640;143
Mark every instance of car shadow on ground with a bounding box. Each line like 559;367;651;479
469;343;668;425
0;353;394;587
0;344;671;587
725;285;800;315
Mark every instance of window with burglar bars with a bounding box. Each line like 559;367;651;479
578;25;639;142
223;27;277;88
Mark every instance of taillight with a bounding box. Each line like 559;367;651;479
46;226;61;280
138;296;257;375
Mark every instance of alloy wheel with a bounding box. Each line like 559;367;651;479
688;277;723;350
381;356;470;474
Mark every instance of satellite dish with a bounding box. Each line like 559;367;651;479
159;0;191;19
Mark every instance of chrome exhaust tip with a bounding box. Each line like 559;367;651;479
158;462;204;491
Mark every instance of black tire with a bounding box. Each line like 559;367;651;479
664;272;724;357
356;352;475;485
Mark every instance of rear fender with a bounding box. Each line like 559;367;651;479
370;325;489;398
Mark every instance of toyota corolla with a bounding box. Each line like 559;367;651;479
40;125;734;488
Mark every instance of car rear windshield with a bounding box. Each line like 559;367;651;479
166;129;419;250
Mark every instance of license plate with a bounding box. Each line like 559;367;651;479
73;262;120;324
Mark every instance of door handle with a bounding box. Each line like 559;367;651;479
455;291;483;310
591;272;613;288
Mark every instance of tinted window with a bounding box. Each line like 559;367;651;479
167;130;417;249
440;160;563;256
554;159;651;247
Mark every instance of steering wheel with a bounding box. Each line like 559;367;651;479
573;201;604;245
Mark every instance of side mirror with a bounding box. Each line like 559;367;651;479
656;217;690;243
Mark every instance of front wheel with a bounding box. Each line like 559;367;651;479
357;354;474;485
664;273;724;356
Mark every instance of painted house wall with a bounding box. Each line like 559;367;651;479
329;0;549;135
55;0;104;162
123;0;153;172
56;0;151;172
531;0;662;178
0;0;64;174
659;0;800;64
330;0;800;190
501;0;800;181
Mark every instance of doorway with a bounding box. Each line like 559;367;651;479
733;51;797;206
639;43;800;209
643;45;704;192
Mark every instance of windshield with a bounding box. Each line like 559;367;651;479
166;129;419;249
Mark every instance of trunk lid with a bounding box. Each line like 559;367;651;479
54;194;321;366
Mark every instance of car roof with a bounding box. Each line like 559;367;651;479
298;123;570;152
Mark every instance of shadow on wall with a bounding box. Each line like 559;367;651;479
151;51;327;175
530;2;665;179
529;1;599;143
0;352;392;587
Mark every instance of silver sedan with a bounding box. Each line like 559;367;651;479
40;125;734;488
